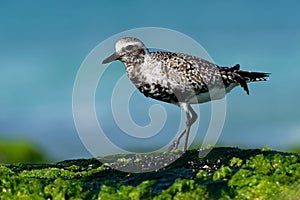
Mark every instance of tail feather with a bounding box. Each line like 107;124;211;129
220;64;270;95
236;70;270;82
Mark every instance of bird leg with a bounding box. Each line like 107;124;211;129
168;103;198;151
168;125;187;150
183;104;198;151
188;104;198;125
183;115;191;151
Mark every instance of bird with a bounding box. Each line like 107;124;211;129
102;37;270;152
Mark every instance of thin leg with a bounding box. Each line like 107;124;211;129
183;118;191;151
183;105;198;151
169;103;198;151
168;128;186;150
188;104;198;125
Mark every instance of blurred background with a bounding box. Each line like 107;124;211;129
0;1;299;163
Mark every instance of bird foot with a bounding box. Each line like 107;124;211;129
168;141;188;152
168;141;179;151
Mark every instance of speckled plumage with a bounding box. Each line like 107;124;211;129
103;37;270;151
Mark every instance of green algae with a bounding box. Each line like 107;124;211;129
0;147;300;199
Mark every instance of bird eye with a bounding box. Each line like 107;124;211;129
126;45;134;50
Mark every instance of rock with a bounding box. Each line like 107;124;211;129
1;147;299;199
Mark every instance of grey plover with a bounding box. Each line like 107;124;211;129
103;37;270;151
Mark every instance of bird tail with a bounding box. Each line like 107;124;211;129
220;64;270;95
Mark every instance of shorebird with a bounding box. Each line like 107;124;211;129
102;37;269;151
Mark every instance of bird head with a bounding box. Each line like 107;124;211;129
102;37;147;64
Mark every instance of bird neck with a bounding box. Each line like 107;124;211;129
123;52;149;87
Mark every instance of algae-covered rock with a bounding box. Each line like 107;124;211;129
0;147;299;199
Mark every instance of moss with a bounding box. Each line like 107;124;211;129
98;180;155;200
0;147;299;199
153;179;208;200
44;178;85;200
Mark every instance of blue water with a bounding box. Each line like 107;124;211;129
0;1;300;160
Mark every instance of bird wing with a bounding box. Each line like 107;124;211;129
151;52;224;94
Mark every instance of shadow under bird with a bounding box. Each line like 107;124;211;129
102;37;270;151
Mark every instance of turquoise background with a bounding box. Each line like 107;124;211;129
0;1;299;160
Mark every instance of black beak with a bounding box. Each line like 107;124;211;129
102;52;120;64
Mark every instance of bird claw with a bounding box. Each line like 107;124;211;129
168;141;178;151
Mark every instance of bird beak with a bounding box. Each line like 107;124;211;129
102;52;120;64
